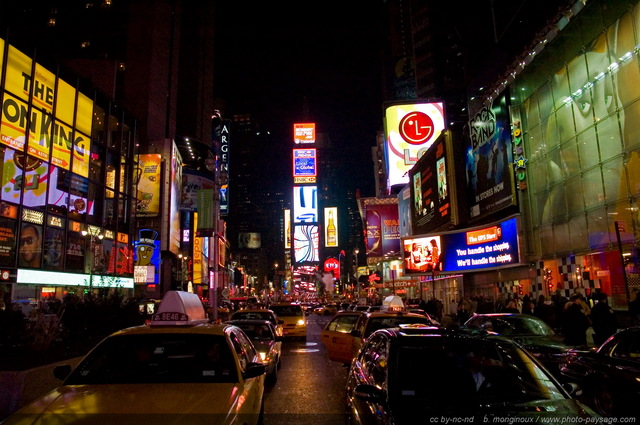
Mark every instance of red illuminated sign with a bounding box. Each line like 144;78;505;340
399;111;435;145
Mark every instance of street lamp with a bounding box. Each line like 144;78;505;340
82;226;104;292
274;262;279;301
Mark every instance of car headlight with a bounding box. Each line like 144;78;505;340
297;319;305;326
259;351;269;362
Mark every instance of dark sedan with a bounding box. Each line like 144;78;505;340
561;326;640;416
464;313;572;378
346;325;597;424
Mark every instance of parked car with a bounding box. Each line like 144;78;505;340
463;313;572;378
226;319;282;384
1;291;266;425
346;325;597;424
561;326;640;416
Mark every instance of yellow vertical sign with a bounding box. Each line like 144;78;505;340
193;212;202;285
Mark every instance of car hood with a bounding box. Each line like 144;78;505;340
4;383;252;424
512;335;569;353
479;398;596;419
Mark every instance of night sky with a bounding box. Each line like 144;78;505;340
213;3;385;197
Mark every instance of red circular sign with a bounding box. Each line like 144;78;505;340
398;111;435;145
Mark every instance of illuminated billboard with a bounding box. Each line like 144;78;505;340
284;208;291;249
384;102;445;188
294;224;319;263
1;44;92;178
402;216;522;275
293;123;315;144
293;185;317;223
465;92;516;220
324;207;338;247
409;132;457;234
293;148;317;184
134;229;160;285
134;154;162;216
365;200;400;257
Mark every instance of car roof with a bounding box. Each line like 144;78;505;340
226;319;275;327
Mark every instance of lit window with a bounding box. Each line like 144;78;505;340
47;18;56;27
81;41;91;48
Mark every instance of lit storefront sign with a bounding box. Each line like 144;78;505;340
384;102;445;188
134;154;162;216
17;269;134;289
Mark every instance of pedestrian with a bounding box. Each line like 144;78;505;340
505;295;521;313
561;294;591;346
458;297;471;323
589;292;617;346
521;294;534;315
535;295;557;329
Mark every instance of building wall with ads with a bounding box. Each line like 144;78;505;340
0;38;138;302
508;0;640;308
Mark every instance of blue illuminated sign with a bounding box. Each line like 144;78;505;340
403;216;521;274
293;149;317;177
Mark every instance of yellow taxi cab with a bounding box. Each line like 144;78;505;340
229;308;284;337
321;295;438;364
2;291;266;425
268;303;307;339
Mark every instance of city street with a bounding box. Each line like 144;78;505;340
263;314;347;424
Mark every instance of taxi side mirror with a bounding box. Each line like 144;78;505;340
53;364;72;381
350;329;362;338
244;362;266;379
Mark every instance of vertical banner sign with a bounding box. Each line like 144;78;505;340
197;188;215;235
293;186;317;223
465;92;516;219
219;120;230;216
384;102;445;188
284;208;291;249
293;148;317;184
193;213;202;286
169;143;182;254
134;154;162;216
365;202;400;257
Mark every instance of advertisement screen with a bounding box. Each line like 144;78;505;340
293;185;317;223
293;148;317;177
134;229;160;284
465;92;515;220
410;134;452;234
181;170;215;211
384;102;445;188
134;154;162;216
0;217;16;267
284;208;291;249
402;216;521;274
294;224;319;263
398;186;412;238
293;123;315;144
365;202;400;257
324;206;338;247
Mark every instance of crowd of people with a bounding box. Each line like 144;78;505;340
448;289;627;347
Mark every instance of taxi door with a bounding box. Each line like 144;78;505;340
321;312;363;363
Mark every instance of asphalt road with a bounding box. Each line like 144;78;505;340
263;314;348;424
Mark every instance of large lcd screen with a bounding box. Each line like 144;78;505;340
294;224;319;263
293;185;317;223
402;216;521;274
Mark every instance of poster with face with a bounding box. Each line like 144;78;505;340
18;223;43;268
43;227;65;271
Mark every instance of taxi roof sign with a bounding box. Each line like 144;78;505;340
151;290;207;325
381;295;405;312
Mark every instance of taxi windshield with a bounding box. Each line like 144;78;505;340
232;311;275;323
65;334;238;385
